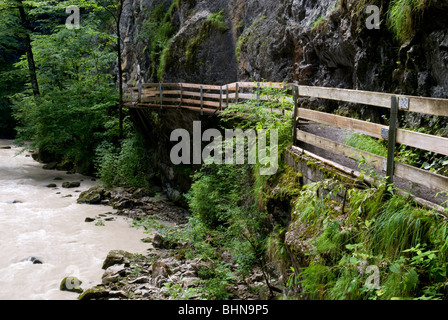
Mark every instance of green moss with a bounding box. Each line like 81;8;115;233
387;0;431;43
185;10;230;65
267;165;303;203
235;15;266;63
206;10;229;32
78;287;107;300
136;1;177;81
312;15;329;33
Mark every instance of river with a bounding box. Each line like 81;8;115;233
0;140;149;300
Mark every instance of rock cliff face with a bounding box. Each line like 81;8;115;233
121;0;448;200
121;0;448;99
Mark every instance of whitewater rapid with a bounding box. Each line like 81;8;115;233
0;140;148;300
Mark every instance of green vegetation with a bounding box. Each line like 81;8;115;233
206;10;229;32
344;133;388;157
1;0;155;184
286;178;448;300
134;84;294;299
344;132;448;177
387;0;430;43
312;15;329;33
136;1;178;81
1;0;447;302
185;10;229;65
12;21;118;173
95;130;154;189
235;15;266;63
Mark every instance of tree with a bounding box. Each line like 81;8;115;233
101;0;126;139
63;0;127;138
0;0;39;96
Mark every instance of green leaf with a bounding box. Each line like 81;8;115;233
390;263;401;274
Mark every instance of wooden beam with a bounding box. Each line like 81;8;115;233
298;85;448;117
299;108;448;155
299;108;385;139
292;85;299;145
180;90;225;100
296;129;384;172
396;129;448;156
180;83;223;90
386;96;399;184
296;130;448;192
299;85;392;109
200;85;203;116
182;98;220;108
236;82;287;89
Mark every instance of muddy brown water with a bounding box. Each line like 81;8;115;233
0;140;149;300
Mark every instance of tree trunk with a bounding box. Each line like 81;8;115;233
117;2;124;139
17;0;39;97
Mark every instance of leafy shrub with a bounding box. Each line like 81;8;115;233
344;133;388;157
95;131;154;189
387;0;431;43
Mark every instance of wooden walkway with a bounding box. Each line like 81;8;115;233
124;81;448;211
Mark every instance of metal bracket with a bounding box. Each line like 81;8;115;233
399;97;409;110
381;128;389;139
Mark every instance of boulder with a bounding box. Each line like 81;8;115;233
26;256;43;264
42;162;58;170
62;182;80;189
152;233;177;249
78;287;108;300
102;250;133;270
102;264;127;285
77;186;106;204
131;188;154;199
60;276;83;294
151;260;172;279
112;198;136;210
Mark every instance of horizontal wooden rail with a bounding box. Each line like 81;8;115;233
298;85;448;117
298;108;448;156
297;130;448;191
124;81;448;199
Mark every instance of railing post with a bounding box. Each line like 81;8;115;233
220;87;223;111
138;83;142;103
130;86;133;104
226;84;229;109
235;83;239;104
179;83;182;108
200;85;204;116
386;96;399;185
257;82;261;107
159;83;163;110
292;84;299;145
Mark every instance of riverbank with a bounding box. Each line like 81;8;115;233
75;186;278;300
0;140;148;300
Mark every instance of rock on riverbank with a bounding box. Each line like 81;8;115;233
76;186;273;300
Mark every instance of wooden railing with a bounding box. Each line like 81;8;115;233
124;82;292;114
124;82;448;198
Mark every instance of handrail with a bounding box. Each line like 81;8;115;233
124;81;448;196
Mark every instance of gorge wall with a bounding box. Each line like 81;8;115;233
121;0;448;98
120;0;448;197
